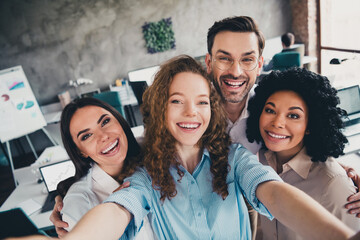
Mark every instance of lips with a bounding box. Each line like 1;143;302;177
101;139;119;154
223;79;245;88
266;131;289;141
177;122;201;130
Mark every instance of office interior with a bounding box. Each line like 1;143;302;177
0;0;359;236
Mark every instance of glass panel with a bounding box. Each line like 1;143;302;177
321;49;360;89
320;0;360;51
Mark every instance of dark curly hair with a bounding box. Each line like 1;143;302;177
207;16;265;56
57;97;142;197
246;67;348;162
141;55;231;201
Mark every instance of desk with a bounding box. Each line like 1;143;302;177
344;132;360;155
0;126;145;229
0;166;52;229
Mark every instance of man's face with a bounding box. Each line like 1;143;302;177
206;31;264;104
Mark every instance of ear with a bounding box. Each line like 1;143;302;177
205;53;212;74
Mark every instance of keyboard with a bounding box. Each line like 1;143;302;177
41;191;57;213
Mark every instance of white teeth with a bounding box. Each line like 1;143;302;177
224;80;245;87
268;132;287;139
178;123;200;129
102;139;118;154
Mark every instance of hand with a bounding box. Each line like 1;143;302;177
113;181;130;193
49;195;69;237
344;166;360;218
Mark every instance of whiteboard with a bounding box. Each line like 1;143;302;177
0;66;46;142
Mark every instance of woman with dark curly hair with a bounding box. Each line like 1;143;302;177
29;56;357;240
246;67;360;239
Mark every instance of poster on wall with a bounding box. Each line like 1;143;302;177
0;66;46;142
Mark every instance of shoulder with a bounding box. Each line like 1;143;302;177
312;158;357;198
124;167;153;190
228;143;258;164
63;170;98;205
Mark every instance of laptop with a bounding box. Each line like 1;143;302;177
337;85;360;136
0;208;46;238
38;159;75;212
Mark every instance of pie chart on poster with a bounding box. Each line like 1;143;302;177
1;94;9;101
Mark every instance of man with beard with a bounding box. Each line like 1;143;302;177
205;16;360;239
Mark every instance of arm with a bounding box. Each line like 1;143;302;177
63;202;131;240
257;180;354;240
49;195;69;238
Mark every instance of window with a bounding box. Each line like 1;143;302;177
319;0;360;89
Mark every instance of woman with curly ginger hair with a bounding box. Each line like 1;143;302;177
246;67;360;239
31;56;357;240
141;54;231;201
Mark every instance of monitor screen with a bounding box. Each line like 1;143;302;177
337;85;360;115
39;160;75;192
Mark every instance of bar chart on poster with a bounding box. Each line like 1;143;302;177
0;66;46;142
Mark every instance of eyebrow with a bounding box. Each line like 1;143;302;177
215;49;256;57
265;102;305;112
76;114;108;138
169;92;209;98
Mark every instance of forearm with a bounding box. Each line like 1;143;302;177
63;202;131;240
257;181;354;240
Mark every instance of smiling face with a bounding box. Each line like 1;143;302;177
259;90;309;161
70;106;128;177
206;31;263;103
166;72;211;148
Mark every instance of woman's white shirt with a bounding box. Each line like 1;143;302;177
61;163;155;239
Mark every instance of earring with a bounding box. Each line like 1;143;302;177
305;130;310;135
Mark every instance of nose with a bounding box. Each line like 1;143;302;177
98;131;110;142
184;102;197;117
272;114;285;128
228;60;244;77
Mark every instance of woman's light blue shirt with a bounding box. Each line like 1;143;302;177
105;144;282;240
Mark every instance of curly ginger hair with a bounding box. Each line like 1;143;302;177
141;55;231;201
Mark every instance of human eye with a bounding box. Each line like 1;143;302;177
288;113;300;119
241;56;256;64
198;99;209;105
264;107;275;114
81;133;92;141
217;55;232;63
170;99;182;104
101;117;111;127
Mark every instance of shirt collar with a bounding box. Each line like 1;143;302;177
264;147;312;179
175;148;211;177
92;163;120;191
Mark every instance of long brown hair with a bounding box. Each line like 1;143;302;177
57;97;142;197
141;55;231;201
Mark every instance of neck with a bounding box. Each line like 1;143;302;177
223;100;247;123
100;162;123;179
176;144;202;174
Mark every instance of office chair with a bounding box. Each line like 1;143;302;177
93;91;127;120
272;52;301;71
